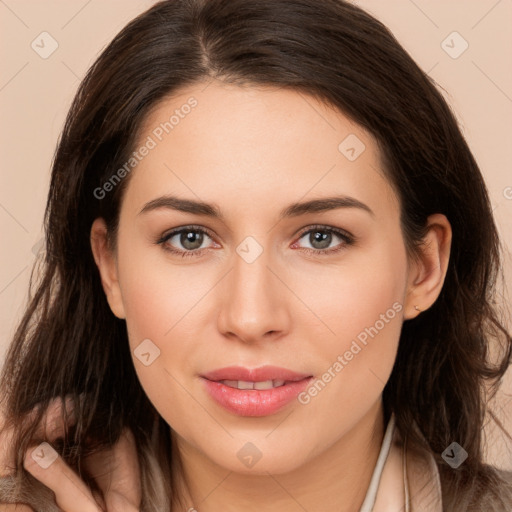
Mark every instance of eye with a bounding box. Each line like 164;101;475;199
156;224;355;258
292;225;355;255
156;226;216;258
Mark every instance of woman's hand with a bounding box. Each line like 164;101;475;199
1;396;76;479
0;397;141;511
23;427;142;512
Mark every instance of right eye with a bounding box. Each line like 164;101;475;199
157;226;217;257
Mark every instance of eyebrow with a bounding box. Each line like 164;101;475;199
138;194;374;220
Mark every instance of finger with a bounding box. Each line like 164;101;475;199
82;429;141;511
91;490;106;511
1;396;76;478
34;396;77;442
23;442;101;512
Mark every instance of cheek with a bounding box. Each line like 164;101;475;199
116;234;210;343
294;233;407;414
112;235;202;397
297;231;407;354
116;253;206;434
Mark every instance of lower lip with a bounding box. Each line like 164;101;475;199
201;377;313;417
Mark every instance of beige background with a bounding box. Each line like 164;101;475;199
1;1;511;468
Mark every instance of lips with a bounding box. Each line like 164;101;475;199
201;365;311;383
201;366;313;417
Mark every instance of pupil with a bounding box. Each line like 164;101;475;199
182;231;203;250
312;231;330;249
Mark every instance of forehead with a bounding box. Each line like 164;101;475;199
122;81;399;221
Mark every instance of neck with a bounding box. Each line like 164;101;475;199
170;401;385;512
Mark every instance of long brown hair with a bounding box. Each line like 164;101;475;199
1;0;511;510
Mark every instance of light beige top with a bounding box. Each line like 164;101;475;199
359;414;443;512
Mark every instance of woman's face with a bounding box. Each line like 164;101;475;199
96;81;412;474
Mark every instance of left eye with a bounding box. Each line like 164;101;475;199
157;225;354;257
294;226;354;254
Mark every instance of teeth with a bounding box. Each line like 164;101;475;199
219;379;286;390
254;380;275;390
222;380;239;388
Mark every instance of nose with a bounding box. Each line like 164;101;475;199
216;240;291;345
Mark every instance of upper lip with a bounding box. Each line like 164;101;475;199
201;365;312;382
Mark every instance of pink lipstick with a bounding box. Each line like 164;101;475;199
201;366;313;416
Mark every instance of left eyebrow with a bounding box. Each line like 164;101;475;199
138;194;375;220
280;196;374;219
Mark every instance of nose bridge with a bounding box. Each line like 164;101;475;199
232;235;278;313
234;236;272;298
217;234;289;341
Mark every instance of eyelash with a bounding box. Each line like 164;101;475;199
156;224;355;259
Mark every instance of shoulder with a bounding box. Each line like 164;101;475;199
0;474;59;511
396;416;512;512
469;466;512;510
440;464;512;512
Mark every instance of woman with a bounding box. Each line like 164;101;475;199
1;0;511;510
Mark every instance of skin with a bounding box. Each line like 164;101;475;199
1;79;451;511
0;398;140;512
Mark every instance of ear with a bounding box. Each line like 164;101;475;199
90;218;126;319
403;213;452;320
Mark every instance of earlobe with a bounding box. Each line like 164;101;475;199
404;213;452;319
90;218;126;319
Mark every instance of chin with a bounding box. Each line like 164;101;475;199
206;441;309;476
